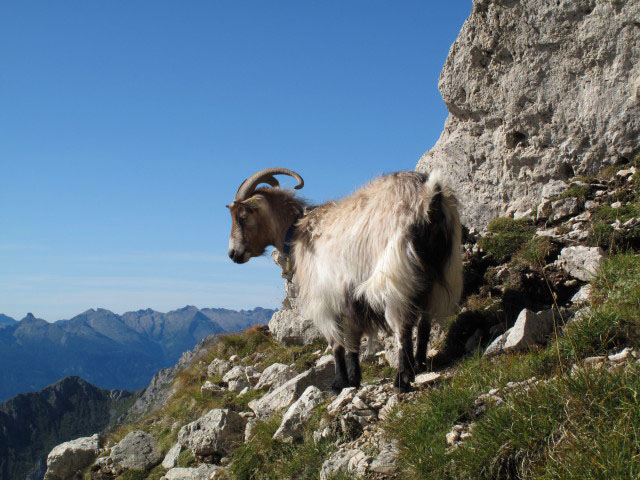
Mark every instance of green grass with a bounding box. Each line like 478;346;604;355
548;183;591;204
387;252;640;480
229;415;337;480
515;235;554;270
479;218;536;263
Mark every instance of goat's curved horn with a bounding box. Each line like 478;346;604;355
235;168;304;202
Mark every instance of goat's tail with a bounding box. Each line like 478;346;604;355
421;170;463;322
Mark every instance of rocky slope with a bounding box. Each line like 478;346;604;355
416;0;639;228
43;160;640;479
0;306;274;401
0;377;133;480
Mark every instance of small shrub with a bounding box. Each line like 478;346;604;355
515;235;554;269
479;218;536;263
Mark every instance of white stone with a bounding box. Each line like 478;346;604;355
163;465;225;480
248;358;334;417
556;246;604;281
161;443;181;469
44;434;100;480
255;363;296;391
485;309;556;356
110;430;163;471
549;197;580;222
273;386;325;442
207;358;232;378
327;387;357;415
178;409;246;456
571;284;592;305
414;372;442;386
608;348;631;362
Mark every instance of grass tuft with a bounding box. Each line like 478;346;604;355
479;218;536;263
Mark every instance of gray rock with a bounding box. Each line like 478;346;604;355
273;386;325;442
549;197;579;222
416;0;640;229
201;380;223;395
254;363;297;391
248;356;334;417
542;180;569;200
319;449;361;480
163;464;226;480
178;409;246;456
161;443;181;470
207;358;232;378
556;246;604;281
268;251;324;346
44;434;100;480
571;284;592;304
110;430;162;471
369;440;398;474
222;366;251;392
485;309;556;356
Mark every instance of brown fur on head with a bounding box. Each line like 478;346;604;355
227;188;306;264
227;194;273;264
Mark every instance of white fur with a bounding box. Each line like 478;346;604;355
291;171;463;349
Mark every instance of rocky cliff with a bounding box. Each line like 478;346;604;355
417;0;640;228
0;377;133;480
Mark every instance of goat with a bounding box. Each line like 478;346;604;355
227;168;463;392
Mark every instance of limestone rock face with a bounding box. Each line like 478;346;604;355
110;430;162;471
43;434;100;480
268;251;324;346
178;409;245;457
417;0;640;228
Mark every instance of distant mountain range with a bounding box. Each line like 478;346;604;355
0;306;275;401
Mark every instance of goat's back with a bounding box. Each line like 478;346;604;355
293;171;462;342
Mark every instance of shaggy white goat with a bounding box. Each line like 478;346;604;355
227;168;462;392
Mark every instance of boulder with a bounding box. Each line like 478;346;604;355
110;430;162;471
485;309;557;356
178;409;246;456
254;363;297;391
548;197;580;222
161;443;181;470
222;366;251;392
273;386;325;442
416;0;640;229
207;358;232;378
43;434;100;480
248;356;334;417
556;246;604;281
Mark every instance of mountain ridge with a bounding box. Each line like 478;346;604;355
0;306;275;401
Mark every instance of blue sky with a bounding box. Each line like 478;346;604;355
0;2;470;321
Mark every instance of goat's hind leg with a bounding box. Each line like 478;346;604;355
415;314;431;373
344;322;363;389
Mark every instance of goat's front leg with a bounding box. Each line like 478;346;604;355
394;323;416;393
415;314;431;373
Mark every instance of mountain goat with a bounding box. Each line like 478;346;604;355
227;168;462;392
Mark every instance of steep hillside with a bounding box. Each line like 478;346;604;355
0;377;133;480
46;158;640;479
0;306;275;401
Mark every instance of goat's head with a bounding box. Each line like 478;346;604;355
227;168;304;264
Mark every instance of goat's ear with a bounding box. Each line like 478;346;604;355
240;196;264;210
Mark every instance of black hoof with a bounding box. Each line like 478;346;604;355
331;379;349;394
394;371;415;393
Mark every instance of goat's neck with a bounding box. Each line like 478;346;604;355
272;209;300;252
266;196;302;253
